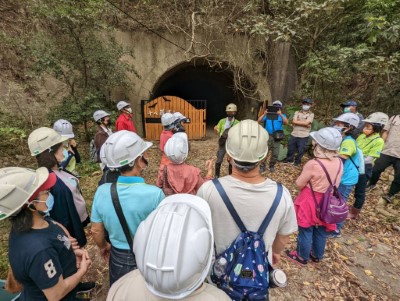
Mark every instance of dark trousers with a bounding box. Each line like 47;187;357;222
109;245;136;286
369;153;400;196
353;164;373;209
286;136;309;164
215;144;232;178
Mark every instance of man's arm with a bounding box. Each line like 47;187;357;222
381;130;388;142
272;234;290;265
91;222;111;261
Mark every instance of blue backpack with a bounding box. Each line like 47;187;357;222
211;179;283;301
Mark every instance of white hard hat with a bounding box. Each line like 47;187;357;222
0;167;50;220
226;119;269;163
226;103;237;112
99;130;152;168
310;127;342;151
117;100;130;111
272;100;283;107
53;119;74;139
164;132;189;164
362;112;389;126
172;112;187;122
161;113;175;127
28;127;68;156
93;110;110;122
333;113;360;128
133;194;213;299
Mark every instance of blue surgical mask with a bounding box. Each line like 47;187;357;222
343;107;351;113
333;125;345;133
42;193;54;216
302;105;311;111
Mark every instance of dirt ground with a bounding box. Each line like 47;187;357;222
1;133;399;300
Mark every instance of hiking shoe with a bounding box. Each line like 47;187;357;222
310;253;320;263
365;184;376;192
76;282;96;293
285;250;307;266
269;166;275;173
382;194;394;203
281;160;293;164
327;231;342;239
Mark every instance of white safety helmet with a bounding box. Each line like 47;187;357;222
226;119;269;163
310;127;342;151
226;103;237;112
333;113;360;128
164;132;189;164
93;110;110;123
172;112;187;122
0;167;50;220
28;127;68;156
161;113;175;127
99;130;152;168
53;119;74;139
133;194;213;299
117;100;130;111
362;112;389;126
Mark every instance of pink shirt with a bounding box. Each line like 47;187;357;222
296;158;343;193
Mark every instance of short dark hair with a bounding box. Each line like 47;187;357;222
11;207;33;233
36;142;62;169
119;162;135;174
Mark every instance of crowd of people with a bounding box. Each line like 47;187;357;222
0;98;399;301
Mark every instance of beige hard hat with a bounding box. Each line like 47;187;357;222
362;112;389;126
28;127;68;156
226;103;237;112
226;119;269;163
0;167;50;220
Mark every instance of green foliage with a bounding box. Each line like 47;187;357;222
28;0;137;137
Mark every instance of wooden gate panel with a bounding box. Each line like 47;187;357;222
143;96;206;140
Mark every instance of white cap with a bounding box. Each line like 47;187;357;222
310;127;342;150
100;130;152;168
164;132;189;164
133;194;213;299
333;113;360;128
93;110;111;122
272;100;283;107
0;167;49;220
28;127;68;156
226;120;269;163
117;101;130;111
161;113;175;127
53;119;74;139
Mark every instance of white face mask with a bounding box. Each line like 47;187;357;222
125;107;132;114
302;105;311;111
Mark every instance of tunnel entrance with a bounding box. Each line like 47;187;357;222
152;61;256;125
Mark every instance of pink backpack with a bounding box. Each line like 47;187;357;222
309;159;348;224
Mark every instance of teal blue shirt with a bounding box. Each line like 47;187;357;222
91;176;165;250
340;136;360;185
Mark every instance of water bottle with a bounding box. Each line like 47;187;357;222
269;268;287;288
213;257;227;278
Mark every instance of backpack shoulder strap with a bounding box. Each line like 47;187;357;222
258;183;283;235
212;178;246;232
110;182;134;254
315;158;342;186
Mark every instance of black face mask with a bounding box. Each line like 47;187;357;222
173;123;185;133
227;114;235;118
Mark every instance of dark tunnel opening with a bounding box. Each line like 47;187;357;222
152;63;250;125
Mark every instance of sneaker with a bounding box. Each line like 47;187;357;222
285;250;307;266
269;166;275;173
281;159;293;164
365;184;376;192
310;253;320;263
327;231;342;239
76;282;96;293
382;194;394;203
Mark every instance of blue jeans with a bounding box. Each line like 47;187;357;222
286;136;309;164
336;183;355;232
297;226;327;261
353;164;373;209
109;245;137;286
